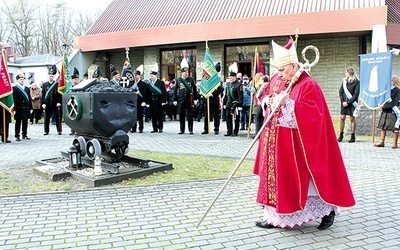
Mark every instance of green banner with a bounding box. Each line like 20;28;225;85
200;47;220;98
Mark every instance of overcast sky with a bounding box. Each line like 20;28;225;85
7;0;113;14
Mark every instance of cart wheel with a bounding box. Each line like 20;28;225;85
86;139;102;160
73;136;86;156
115;147;124;159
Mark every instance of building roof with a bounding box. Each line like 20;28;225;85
75;0;399;51
387;0;400;23
9;54;62;67
86;0;387;35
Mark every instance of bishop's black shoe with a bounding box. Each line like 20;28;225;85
318;211;335;230
255;221;275;229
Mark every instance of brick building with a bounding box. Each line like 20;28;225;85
73;0;400;117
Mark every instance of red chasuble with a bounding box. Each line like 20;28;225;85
254;72;355;214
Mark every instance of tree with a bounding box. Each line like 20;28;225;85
1;0;39;56
1;0;101;57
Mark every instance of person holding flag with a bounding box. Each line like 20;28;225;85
42;65;62;135
200;45;222;135
374;75;400;149
0;46;14;143
12;72;32;141
174;58;198;135
201;62;222;135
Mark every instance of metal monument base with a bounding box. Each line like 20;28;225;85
36;152;173;188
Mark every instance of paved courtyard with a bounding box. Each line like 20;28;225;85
0;120;399;249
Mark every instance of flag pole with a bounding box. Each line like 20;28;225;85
247;48;258;138
207;105;211;136
2;109;5;143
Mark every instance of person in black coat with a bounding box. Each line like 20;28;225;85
12;73;32;141
131;65;147;133
374;75;400;148
223;63;243;137
146;64;166;133
41;65;62;135
201;84;222;135
174;58;198;134
338;66;360;143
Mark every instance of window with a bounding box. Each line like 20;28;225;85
225;44;270;77
161;49;197;81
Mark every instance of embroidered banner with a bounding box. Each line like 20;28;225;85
0;49;14;113
359;52;392;110
200;47;220;98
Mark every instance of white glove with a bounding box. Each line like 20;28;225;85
30;110;33;114
261;96;271;117
223;105;226;109
13;111;16;115
194;100;198;106
141;102;146;107
56;103;61;107
42;104;46;109
237;107;242;111
161;103;166;106
146;104;150;108
173;101;177;106
273;92;288;108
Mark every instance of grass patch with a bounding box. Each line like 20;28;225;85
113;152;254;187
0;153;254;195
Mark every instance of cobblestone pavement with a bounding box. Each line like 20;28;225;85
1;120;400;249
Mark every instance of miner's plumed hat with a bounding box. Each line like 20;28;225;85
228;62;238;77
180;58;189;72
92;66;102;78
215;62;221;73
110;64;119;76
135;64;144;75
71;67;79;79
16;72;24;80
150;63;159;75
48;65;58;75
272;36;299;68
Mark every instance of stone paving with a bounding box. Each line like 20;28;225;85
0;119;400;249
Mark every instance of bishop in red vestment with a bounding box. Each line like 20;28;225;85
253;37;355;230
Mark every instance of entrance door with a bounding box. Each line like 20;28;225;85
238;62;252;78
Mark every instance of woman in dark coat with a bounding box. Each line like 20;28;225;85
374;75;400;149
338;66;360;143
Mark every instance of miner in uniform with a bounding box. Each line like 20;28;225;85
41;65;62;135
110;64;121;86
223;62;243;136
173;58;198;134
131;65;147;133
146;63;166;133
13;72;32;141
